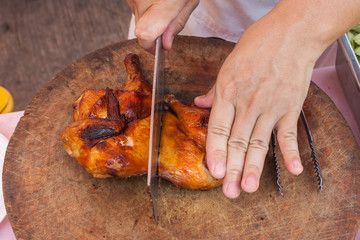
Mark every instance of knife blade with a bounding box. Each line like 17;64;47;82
147;36;165;224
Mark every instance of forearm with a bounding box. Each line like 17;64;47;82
257;0;360;60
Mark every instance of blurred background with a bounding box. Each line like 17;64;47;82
0;0;132;111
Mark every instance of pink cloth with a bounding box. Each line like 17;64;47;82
0;66;359;238
0;216;15;240
312;66;360;146
0;111;24;140
0;111;23;240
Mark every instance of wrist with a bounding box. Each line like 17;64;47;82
235;13;323;66
267;0;360;60
264;6;328;62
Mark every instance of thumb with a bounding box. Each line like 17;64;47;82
194;86;215;108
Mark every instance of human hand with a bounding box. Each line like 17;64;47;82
126;0;199;53
194;13;324;199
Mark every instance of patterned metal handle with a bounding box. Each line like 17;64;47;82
271;130;283;195
301;110;323;192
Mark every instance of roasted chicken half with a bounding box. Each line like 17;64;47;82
61;53;221;189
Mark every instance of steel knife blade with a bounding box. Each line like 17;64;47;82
147;36;165;224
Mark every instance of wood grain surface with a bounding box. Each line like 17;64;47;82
0;0;131;111
3;36;360;240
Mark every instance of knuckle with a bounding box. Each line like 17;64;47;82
134;27;150;40
228;135;248;152
227;167;243;179
277;129;299;155
211;149;227;161
245;163;261;175
175;19;186;31
248;138;269;152
208;124;230;139
279;129;297;142
174;10;188;28
220;80;237;98
284;149;299;156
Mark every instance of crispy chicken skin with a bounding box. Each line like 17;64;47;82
159;111;221;190
164;95;209;149
61;53;222;189
62;117;150;178
73;54;151;122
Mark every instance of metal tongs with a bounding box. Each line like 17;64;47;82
271;110;323;195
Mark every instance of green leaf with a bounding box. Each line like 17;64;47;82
354;46;360;56
347;32;355;48
354;33;360;45
352;23;360;33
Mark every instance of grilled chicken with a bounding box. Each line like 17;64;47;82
61;53;221;189
160;96;221;189
73;54;151;122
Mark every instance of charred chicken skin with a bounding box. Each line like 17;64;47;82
61;53;222;189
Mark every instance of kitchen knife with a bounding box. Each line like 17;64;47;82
147;36;165;224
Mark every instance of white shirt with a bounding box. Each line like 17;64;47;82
128;0;280;42
180;0;280;42
128;0;336;67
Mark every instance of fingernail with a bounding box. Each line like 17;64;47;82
194;95;206;105
292;158;303;175
164;35;175;50
245;175;258;189
225;182;240;198
195;95;205;101
213;162;225;178
292;158;302;169
169;35;174;48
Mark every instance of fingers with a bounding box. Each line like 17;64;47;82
194;87;214;108
219;111;301;198
162;1;199;49
221;112;258;198
134;0;198;52
127;0;152;21
276;111;303;175
206;97;235;181
207;97;302;198
135;2;176;52
239;114;275;193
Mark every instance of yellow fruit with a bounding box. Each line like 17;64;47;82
0;86;14;114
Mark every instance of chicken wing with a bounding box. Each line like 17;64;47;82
73;54;151;122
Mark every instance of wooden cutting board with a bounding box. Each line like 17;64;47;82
3;36;360;240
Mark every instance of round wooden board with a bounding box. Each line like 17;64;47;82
3;36;360;240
